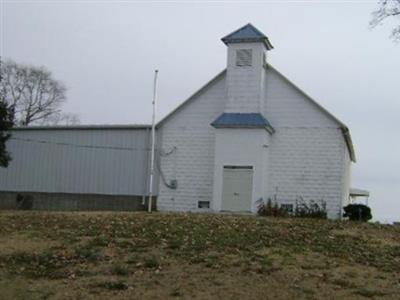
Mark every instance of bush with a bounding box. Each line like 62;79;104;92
343;204;372;222
258;198;327;219
294;198;327;219
257;199;288;217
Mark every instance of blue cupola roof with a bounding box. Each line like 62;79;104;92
221;23;273;50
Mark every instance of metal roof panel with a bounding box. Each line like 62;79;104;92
221;23;273;50
211;113;274;132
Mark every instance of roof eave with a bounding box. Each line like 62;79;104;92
211;124;275;134
350;188;370;197
11;124;151;131
266;64;356;163
156;70;226;128
341;126;356;163
221;38;273;50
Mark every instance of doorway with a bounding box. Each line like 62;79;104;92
221;166;253;212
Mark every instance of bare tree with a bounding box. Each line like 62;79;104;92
371;0;400;41
46;112;81;125
0;59;79;126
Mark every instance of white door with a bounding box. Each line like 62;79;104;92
221;166;253;212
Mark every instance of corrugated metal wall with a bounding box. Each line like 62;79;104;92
0;126;158;196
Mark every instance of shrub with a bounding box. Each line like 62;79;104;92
294;198;327;219
258;198;327;219
257;199;288;217
343;204;372;222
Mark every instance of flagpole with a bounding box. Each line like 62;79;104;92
148;70;158;213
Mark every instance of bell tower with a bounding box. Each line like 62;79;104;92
211;24;275;214
222;23;273;114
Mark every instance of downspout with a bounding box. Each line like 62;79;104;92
341;126;356;163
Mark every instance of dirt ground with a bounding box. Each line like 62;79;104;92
0;211;399;299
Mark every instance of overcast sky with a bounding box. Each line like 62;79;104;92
1;0;399;222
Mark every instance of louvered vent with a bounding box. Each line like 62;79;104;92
236;49;252;67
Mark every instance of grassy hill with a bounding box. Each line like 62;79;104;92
0;212;399;299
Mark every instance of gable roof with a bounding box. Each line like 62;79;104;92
157;66;356;163
266;64;356;162
221;23;274;50
156;70;226;128
211;113;274;133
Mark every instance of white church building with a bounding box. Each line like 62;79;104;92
0;24;358;219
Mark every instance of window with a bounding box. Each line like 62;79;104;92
198;201;210;209
281;204;294;213
236;49;252;67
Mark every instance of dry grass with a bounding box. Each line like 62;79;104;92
0;211;399;299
